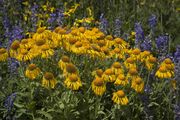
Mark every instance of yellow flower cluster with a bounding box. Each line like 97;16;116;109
59;56;82;90
91;60;146;105
1;24;176;105
25;63;57;89
155;58;174;79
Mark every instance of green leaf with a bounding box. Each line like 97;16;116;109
14;102;24;108
148;102;160;107
37;110;53;120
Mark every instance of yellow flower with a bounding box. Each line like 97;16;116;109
64;63;78;76
58;55;71;71
130;32;136;41
131;77;144;93
33;27;51;40
79;27;86;33
111;62;124;75
16;48;34;61
9;40;20;57
114;74;129;86
63;3;80;17
0;48;8;61
114;38;129;49
101;46;111;58
92;69;104;78
64;74;82;90
25;64;40;80
127;67;138;79
40;45;54;58
102;68;116;82
140;51;151;62
87;44;102;58
162;58;175;70
112;90;128;105
92;77;106;96
110;48;120;58
130;48;141;61
71;41;86;54
131;32;136;36
42;72;57;89
124;57;136;69
20;39;31;49
105;35;114;47
145;56;157;70
97;40;106;47
155;66;173;79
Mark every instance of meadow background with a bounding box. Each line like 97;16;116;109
0;0;180;120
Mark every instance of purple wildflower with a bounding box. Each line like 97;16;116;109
99;13;108;34
135;23;144;40
148;14;157;28
7;25;23;48
56;9;64;26
48;13;57;23
174;45;180;63
140;36;152;51
8;58;19;74
4;93;17;112
134;22;144;47
30;4;39;30
174;104;180;120
155;35;169;50
114;18;122;37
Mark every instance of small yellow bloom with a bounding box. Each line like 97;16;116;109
92;77;106;96
63;63;78;76
92;69;104;78
9;40;20;58
155;66;174;79
42;72;57;89
131;32;136;36
112;90;129;105
127;67;138;79
131;77;144;93
25;64;40;80
111;62;124;75
145;56;157;70
124;57;136;69
140;51;151;62
114;74;129;86
40;45;54;58
58;56;71;71
64;74;82;90
102;68;116;82
130;48;141;61
0;48;8;61
114;38;129;49
16;48;34;61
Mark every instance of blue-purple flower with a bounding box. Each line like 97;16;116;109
140;36;152;51
174;45;180;62
148;14;157;28
8;58;19;74
4;93;17;112
114;18;122;37
155;35;169;50
134;22;144;47
174;104;180;120
99;13;108;34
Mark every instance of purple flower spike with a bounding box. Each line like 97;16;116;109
148;14;157;28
